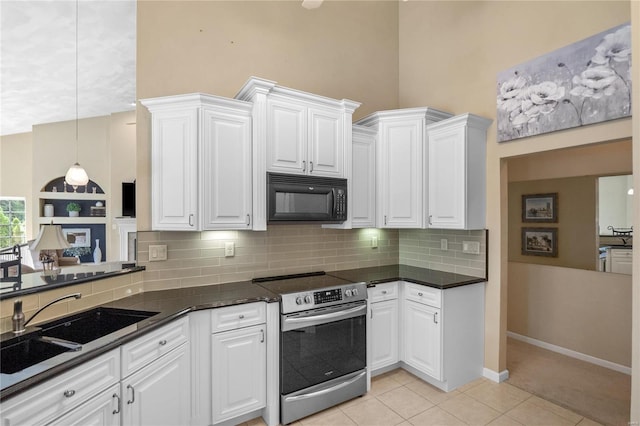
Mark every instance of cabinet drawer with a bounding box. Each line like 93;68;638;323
404;282;441;308
121;316;189;378
1;349;119;426
368;282;398;303
211;302;266;333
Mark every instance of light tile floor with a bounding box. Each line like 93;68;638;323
242;369;603;426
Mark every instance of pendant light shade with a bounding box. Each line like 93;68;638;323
65;162;89;186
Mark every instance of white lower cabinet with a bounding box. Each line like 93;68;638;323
400;281;485;391
48;384;121;426
0;349;120;426
403;300;442;381
210;303;267;424
368;282;399;373
211;324;266;423
121;342;190;426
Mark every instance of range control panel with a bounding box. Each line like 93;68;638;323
281;282;367;313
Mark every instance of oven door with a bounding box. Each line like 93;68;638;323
280;301;366;395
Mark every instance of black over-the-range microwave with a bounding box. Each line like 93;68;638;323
267;172;347;223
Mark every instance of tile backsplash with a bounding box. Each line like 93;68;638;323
138;226;399;291
399;229;487;278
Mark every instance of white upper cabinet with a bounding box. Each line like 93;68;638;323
427;114;492;230
356;108;452;229
141;94;253;231
351;125;377;228
236;77;360;230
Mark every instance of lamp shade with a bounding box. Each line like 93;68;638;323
65;163;89;186
30;223;71;252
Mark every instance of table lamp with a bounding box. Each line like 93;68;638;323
30;222;70;273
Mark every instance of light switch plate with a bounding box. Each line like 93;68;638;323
462;241;481;255
149;244;167;261
371;236;378;249
440;239;448;250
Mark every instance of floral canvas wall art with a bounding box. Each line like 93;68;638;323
497;23;631;142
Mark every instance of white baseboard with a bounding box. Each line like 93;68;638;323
507;331;631;375
483;368;509;383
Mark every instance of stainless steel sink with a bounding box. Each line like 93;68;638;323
1;307;158;375
38;307;158;344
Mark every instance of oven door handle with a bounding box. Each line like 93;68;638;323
282;303;366;331
283;370;366;402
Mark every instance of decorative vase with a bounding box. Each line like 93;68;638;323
93;239;102;264
69;211;79;217
44;204;54;217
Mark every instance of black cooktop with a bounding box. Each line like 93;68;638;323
252;271;355;295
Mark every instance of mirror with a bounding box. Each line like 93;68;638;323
507;139;632;275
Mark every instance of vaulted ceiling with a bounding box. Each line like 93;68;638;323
1;0;136;136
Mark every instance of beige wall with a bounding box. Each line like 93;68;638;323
508;177;597;270
0;132;34;239
508;262;632;367
398;0;631;378
136;0;400;231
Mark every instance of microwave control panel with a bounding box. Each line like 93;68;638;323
335;189;346;219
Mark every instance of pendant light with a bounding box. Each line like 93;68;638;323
65;0;89;190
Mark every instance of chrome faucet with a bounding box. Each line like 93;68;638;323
12;293;82;334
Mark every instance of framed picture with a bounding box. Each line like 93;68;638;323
522;193;558;222
62;228;91;248
521;227;558;257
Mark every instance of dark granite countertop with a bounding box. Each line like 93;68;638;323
329;265;486;289
1;264;483;400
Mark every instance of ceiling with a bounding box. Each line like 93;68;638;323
0;0;136;136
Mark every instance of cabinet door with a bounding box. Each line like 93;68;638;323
211;324;266;424
352;127;376;228
201;107;253;230
308;106;343;177
48;385;121;426
370;299;399;371
403;300;442;380
428;124;466;229
267;98;307;175
121;344;190;426
379;118;423;228
151;108;199;230
610;249;633;274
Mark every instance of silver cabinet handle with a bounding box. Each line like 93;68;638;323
302;160;306;172
159;339;167;346
246;214;251;226
381;290;387;294
113;393;121;415
418;292;423;297
63;389;76;398
127;384;135;405
260;329;265;343
434;312;438;324
384;215;387;226
428;215;433;225
189;214;194;227
310;161;314;173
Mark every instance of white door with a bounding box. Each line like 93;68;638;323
212;324;267;423
308;106;343;177
370;299;399;371
201;107;253;230
121;344;190;426
352;127;376;228
267;98;307;175
48;385;121;426
403;300;442;380
428;124;466;229
151;108;199;230
379;118;423;228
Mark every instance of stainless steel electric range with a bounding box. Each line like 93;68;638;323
253;272;367;425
